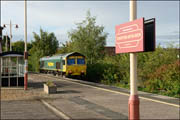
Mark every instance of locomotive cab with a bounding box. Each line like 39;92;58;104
66;54;86;76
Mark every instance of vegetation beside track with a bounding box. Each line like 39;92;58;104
86;46;179;98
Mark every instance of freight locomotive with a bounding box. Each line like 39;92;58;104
39;52;86;78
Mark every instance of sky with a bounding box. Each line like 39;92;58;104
1;1;179;47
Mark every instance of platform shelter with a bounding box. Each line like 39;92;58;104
0;51;24;87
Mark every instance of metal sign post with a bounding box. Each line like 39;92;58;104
115;1;155;119
128;0;139;119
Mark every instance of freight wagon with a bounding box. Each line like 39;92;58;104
39;52;86;78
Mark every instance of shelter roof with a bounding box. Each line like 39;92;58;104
0;51;24;57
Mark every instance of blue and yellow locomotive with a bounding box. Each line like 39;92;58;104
39;52;86;77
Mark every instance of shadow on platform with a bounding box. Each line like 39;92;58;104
56;90;81;94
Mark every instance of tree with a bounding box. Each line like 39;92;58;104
30;29;59;56
56;41;73;54
29;28;59;71
12;40;32;52
1;36;32;52
68;10;108;64
12;41;24;52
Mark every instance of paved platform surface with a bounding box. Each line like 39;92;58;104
1;73;179;119
1;100;59;119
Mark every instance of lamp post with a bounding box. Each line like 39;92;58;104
24;0;28;90
6;32;8;51
3;20;19;51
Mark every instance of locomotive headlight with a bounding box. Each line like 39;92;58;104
81;70;84;73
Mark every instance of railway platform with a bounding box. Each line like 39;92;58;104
1;73;179;119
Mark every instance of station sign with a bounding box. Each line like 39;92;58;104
115;17;155;53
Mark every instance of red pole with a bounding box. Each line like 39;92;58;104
24;51;28;90
128;95;139;119
128;0;140;119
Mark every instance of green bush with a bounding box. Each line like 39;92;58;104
98;45;179;97
101;64;120;85
86;63;105;83
144;60;180;97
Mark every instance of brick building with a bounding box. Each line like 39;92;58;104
104;46;115;56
